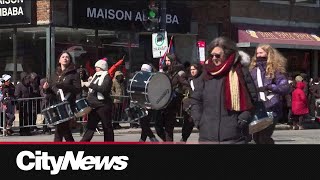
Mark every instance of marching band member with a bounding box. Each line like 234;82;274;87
156;53;191;142
80;58;114;142
43;51;81;142
138;64;159;142
249;44;289;144
180;63;202;142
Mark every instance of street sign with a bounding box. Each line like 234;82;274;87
152;31;168;58
197;40;206;64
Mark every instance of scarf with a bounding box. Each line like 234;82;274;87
204;53;253;111
89;70;108;100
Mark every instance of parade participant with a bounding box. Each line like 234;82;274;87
80;58;114;142
156;53;191;142
43;51;81;142
190;36;255;144
249;44;289;144
137;64;159;142
180;63;202;142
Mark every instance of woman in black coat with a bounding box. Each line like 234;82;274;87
190;37;255;144
180;63;202;142
43;51;81;142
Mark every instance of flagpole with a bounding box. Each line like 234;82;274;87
159;35;173;71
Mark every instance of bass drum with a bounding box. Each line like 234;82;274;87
127;71;172;110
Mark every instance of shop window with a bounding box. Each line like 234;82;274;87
294;0;320;7
0;29;14;77
260;0;320;6
16;27;47;79
260;0;290;5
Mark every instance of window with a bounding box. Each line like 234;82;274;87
260;0;290;5
260;0;320;7
294;0;320;7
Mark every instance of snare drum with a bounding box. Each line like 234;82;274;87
127;71;172;110
74;98;92;118
42;101;74;125
125;105;148;122
249;111;273;134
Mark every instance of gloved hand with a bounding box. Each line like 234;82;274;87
81;80;90;87
55;82;65;89
256;86;268;92
237;119;248;129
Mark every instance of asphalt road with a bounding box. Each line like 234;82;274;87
0;127;319;144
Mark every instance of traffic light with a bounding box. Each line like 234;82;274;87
142;0;159;31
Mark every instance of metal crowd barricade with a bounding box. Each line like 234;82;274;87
0;94;188;136
1;96;48;136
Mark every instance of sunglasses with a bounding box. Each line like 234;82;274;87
210;53;221;59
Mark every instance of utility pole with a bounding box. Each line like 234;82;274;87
159;0;166;32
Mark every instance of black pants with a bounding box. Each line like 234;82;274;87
154;109;175;142
81;105;114;142
181;111;194;142
54;120;75;142
139;109;156;141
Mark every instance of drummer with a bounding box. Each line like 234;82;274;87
42;51;81;142
80;58;114;142
180;63;202;143
249;43;289;144
156;53;191;142
137;64;159;142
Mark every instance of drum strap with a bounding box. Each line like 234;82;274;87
256;68;266;101
257;68;274;101
58;89;71;101
89;71;108;100
190;80;195;91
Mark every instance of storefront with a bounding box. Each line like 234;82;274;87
233;23;320;79
0;0;195;84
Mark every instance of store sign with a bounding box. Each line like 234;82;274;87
237;24;320;48
73;0;191;33
0;0;33;26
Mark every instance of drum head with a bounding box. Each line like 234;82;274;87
249;118;273;134
147;72;172;110
75;107;92;118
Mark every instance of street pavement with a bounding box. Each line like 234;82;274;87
0;123;319;144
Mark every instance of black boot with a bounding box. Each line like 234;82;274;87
80;129;95;142
150;137;159;142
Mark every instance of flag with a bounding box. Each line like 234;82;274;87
159;36;174;71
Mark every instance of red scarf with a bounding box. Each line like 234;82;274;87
204;53;253;112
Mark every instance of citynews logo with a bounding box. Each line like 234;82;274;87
16;150;129;175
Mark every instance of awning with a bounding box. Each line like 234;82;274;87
236;24;320;50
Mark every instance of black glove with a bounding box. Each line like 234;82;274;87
55;82;65;89
256;86;268;92
237;119;248;129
